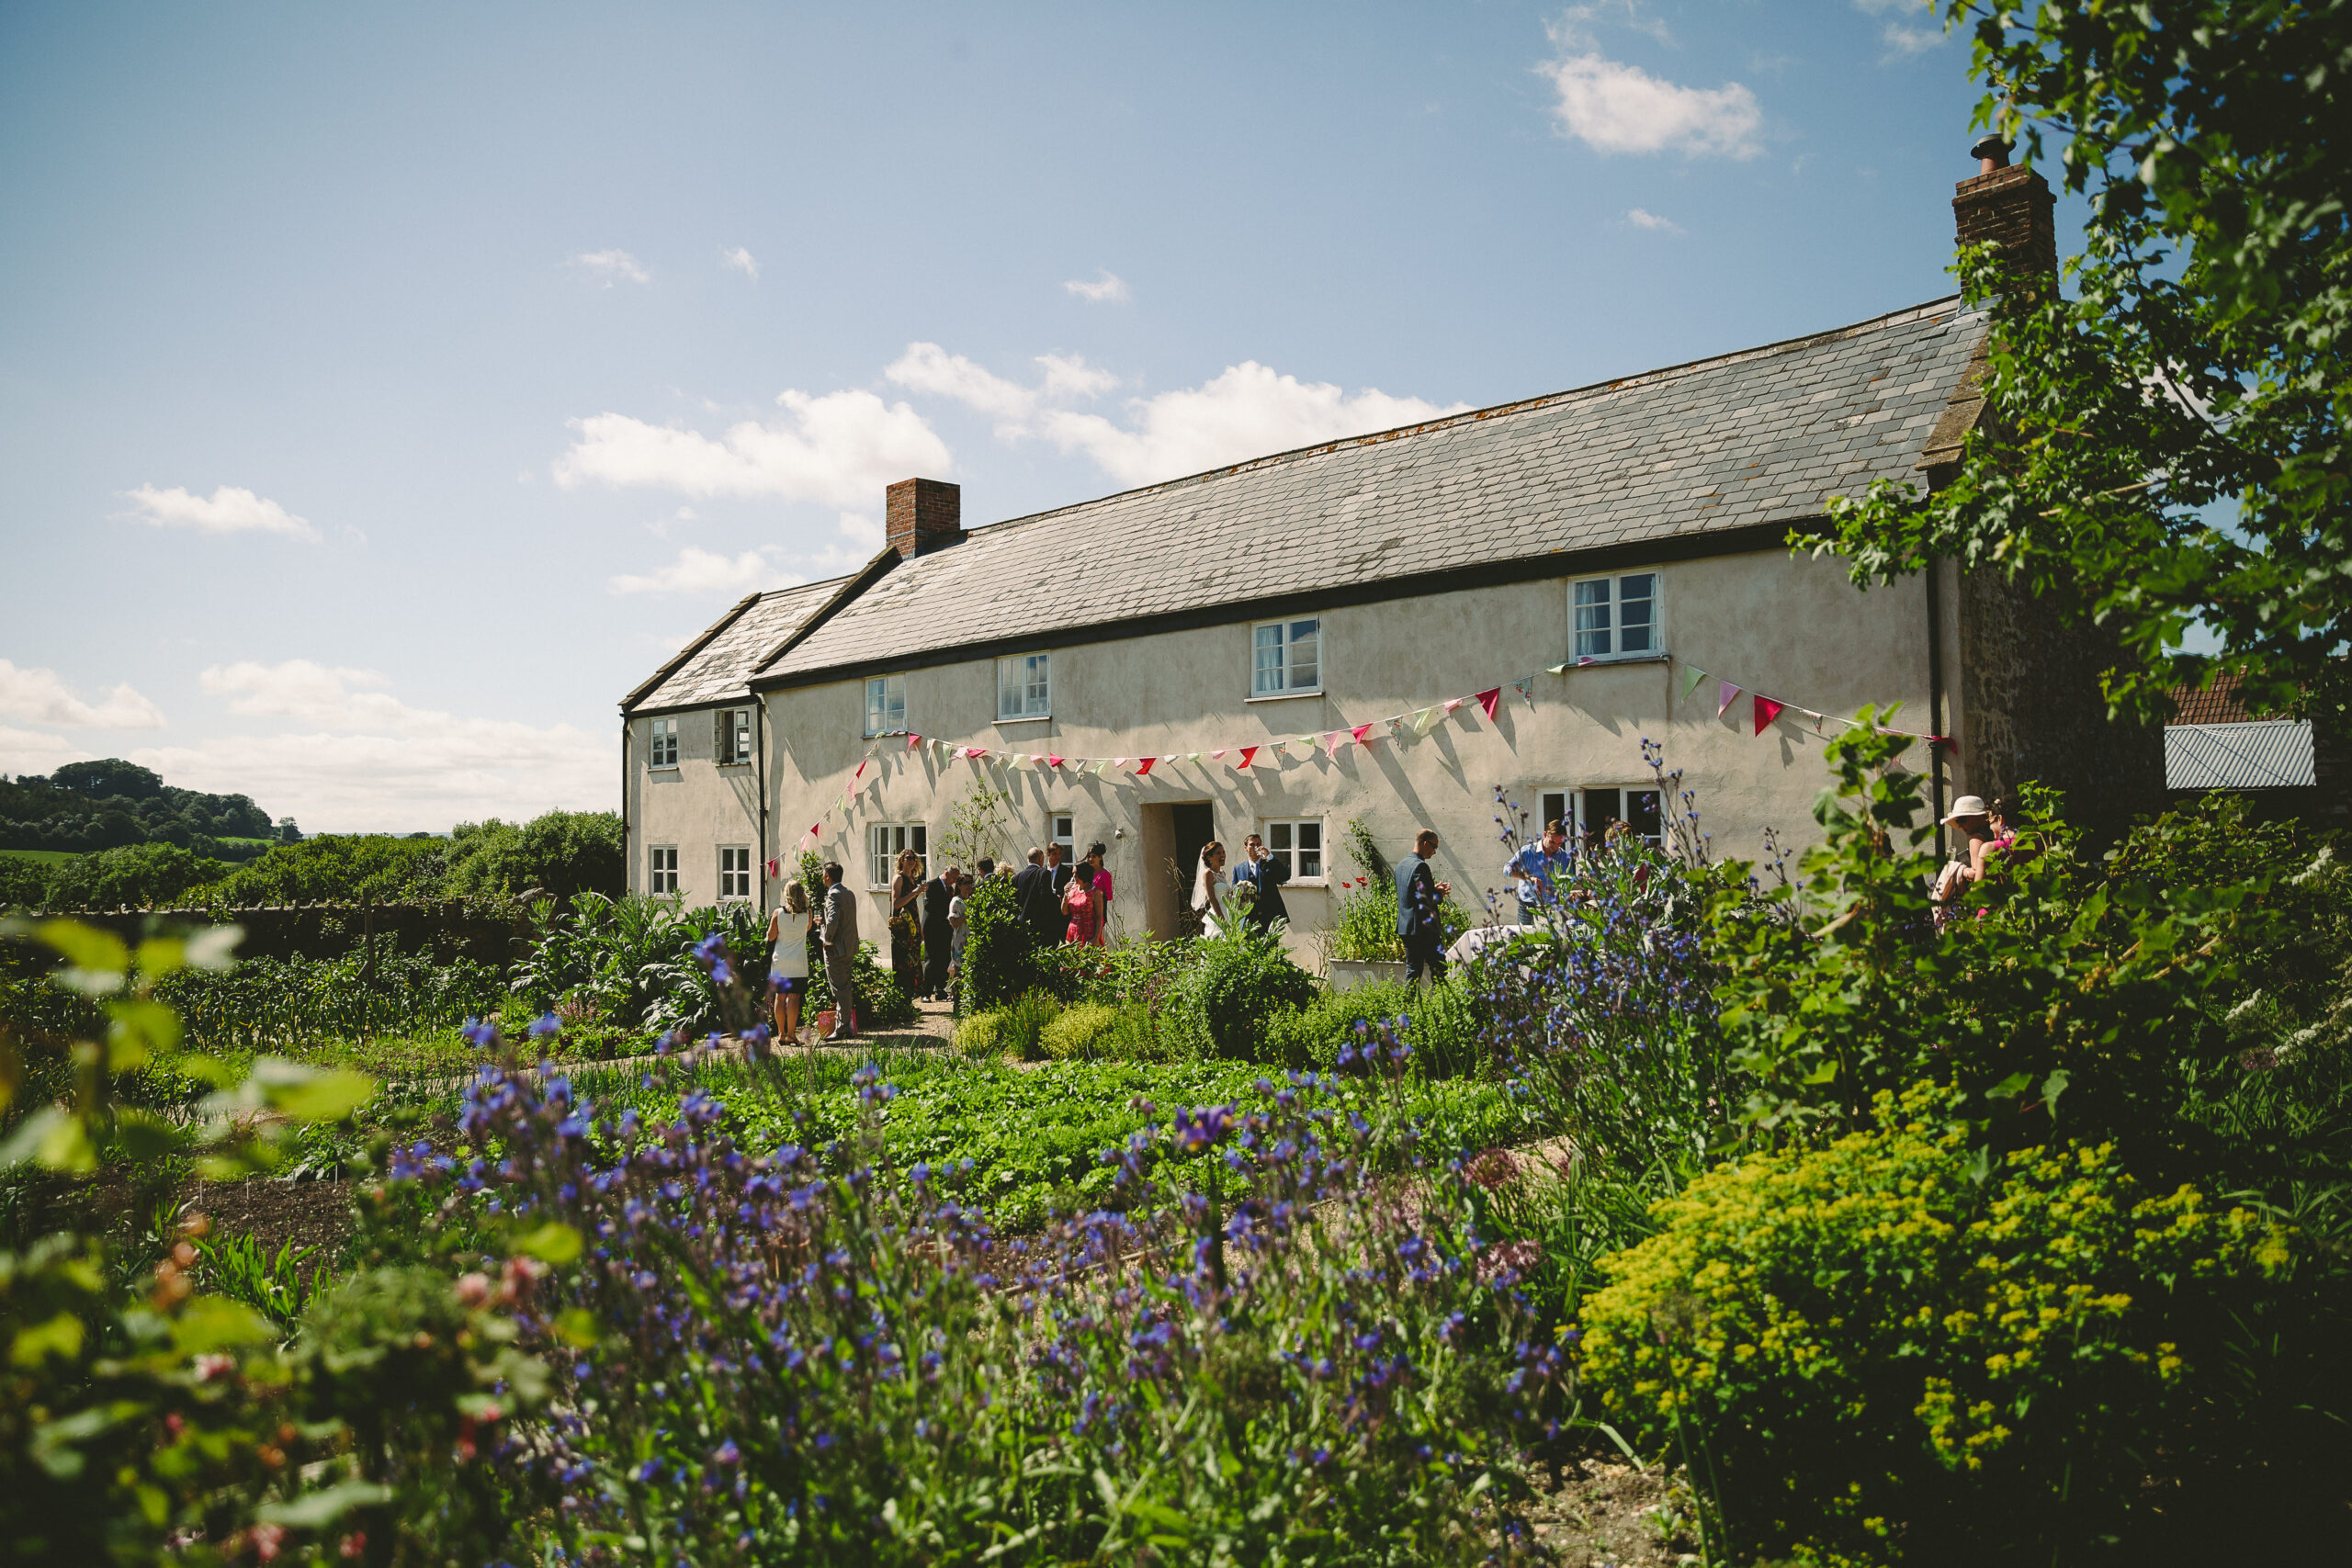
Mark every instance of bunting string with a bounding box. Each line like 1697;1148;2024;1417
786;654;1948;859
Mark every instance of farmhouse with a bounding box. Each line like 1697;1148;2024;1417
619;150;2161;945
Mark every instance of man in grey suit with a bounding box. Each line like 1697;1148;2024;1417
820;861;859;1040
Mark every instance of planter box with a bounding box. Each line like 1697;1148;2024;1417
1327;959;1408;994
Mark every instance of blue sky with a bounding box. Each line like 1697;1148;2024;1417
0;0;2022;831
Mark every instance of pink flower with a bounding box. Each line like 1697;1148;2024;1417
454;1273;492;1308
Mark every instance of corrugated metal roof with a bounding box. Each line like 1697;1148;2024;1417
626;579;846;714
759;297;1985;682
2165;721;2317;791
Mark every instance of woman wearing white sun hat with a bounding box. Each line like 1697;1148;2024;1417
1931;795;2000;911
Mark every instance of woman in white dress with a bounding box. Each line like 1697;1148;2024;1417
1193;840;1229;938
766;881;814;1050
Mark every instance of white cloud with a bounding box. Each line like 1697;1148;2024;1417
886;343;1037;423
1041;363;1466;487
720;246;759;280
1878;22;1943;55
552;388;951;510
572;249;651;286
885;344;1120;435
1623;207;1684;232
1538;18;1762;158
168;660;609;830
1063;270;1132;304
0;660;166;729
607;546;799;597
836;512;884;549
1037;354;1119;400
121;483;318;541
0;724;87;775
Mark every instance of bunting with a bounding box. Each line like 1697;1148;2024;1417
1475;686;1502;721
1717;681;1742;719
1753;695;1784;735
1351;723;1373;746
1680;664;1708;700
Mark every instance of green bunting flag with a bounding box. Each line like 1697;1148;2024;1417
1680;662;1707;699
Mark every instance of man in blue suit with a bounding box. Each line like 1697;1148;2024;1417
1396;828;1451;983
1231;831;1291;932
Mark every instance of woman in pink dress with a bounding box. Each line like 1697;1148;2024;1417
1062;863;1102;946
1082;841;1114;946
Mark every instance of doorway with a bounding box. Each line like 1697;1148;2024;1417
1140;801;1216;939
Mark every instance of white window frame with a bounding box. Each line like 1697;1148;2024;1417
1570;572;1662;661
865;674;908;738
1051;814;1074;861
867;822;928;891
649;845;679;896
1250;616;1322;698
1261;818;1326;884
1576;785;1665;851
715;707;753;766
648;717;679;769
996;652;1051;722
718;844;753;901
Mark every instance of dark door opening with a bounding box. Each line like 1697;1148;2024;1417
1140;801;1217;939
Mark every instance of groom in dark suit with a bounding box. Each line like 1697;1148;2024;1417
1230;832;1290;932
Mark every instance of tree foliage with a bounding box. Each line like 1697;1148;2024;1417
0;759;280;855
1826;0;2352;718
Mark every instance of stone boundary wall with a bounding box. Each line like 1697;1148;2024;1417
34;901;531;967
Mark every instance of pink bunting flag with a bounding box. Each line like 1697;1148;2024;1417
907;733;922;750
1753;695;1784;735
1238;746;1258;769
1136;756;1156;775
1351;723;1372;746
1324;730;1345;758
1111;757;1128;770
1475;686;1502;721
1046;753;1064;769
960;746;988;761
1717;681;1742;718
1442;697;1464;716
765;858;780;879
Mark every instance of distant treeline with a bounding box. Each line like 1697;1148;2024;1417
0;809;625;913
0;758;291;858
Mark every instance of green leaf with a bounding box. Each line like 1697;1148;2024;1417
38;919;128;977
0;1107;95;1174
10;1311;88;1367
552;1308;601;1348
173;1295;276;1354
107;998;182;1072
254;1480;394;1529
1986;1071;2035;1101
134;937;187;980
2040;1069;2071;1117
514;1222;582;1265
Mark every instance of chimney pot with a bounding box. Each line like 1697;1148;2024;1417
1953;145;2056;289
1969;133;2011;174
884;478;962;560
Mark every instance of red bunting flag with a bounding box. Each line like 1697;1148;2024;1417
907;734;922;750
1238;746;1258;769
960;746;989;760
1475;686;1502;720
854;759;867;780
1136;756;1156;775
765;858;780;879
1753;695;1784;735
1351;723;1372;746
1046;753;1064;768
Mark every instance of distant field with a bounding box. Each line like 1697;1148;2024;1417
0;849;79;864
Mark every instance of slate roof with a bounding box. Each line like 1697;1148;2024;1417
758;296;1984;683
625;580;847;715
2166;721;2318;791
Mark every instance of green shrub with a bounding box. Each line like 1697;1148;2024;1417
808;939;916;1031
1260;976;1486;1077
1000;989;1063;1061
957;874;1037;1010
1167;921;1317;1062
1098;1002;1170;1062
953;1010;1004;1059
1041;1001;1118;1060
1577;1083;2295;1563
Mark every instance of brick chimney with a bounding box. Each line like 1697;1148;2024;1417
885;478;961;559
1951;134;2056;287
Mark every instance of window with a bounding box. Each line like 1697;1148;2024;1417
1571;573;1660;660
718;845;752;900
1577;787;1664;851
1251;617;1321;696
996;653;1050;720
649;845;679;895
865;674;907;737
1264;818;1324;882
715;708;752;765
649;717;679;768
1538;791;1572;840
1052;815;1074;860
867;822;927;889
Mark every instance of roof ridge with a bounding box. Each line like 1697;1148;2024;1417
955;293;1968;542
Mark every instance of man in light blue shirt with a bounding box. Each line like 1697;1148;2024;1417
1506;818;1573;921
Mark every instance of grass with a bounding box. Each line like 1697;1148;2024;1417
0;848;80;864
